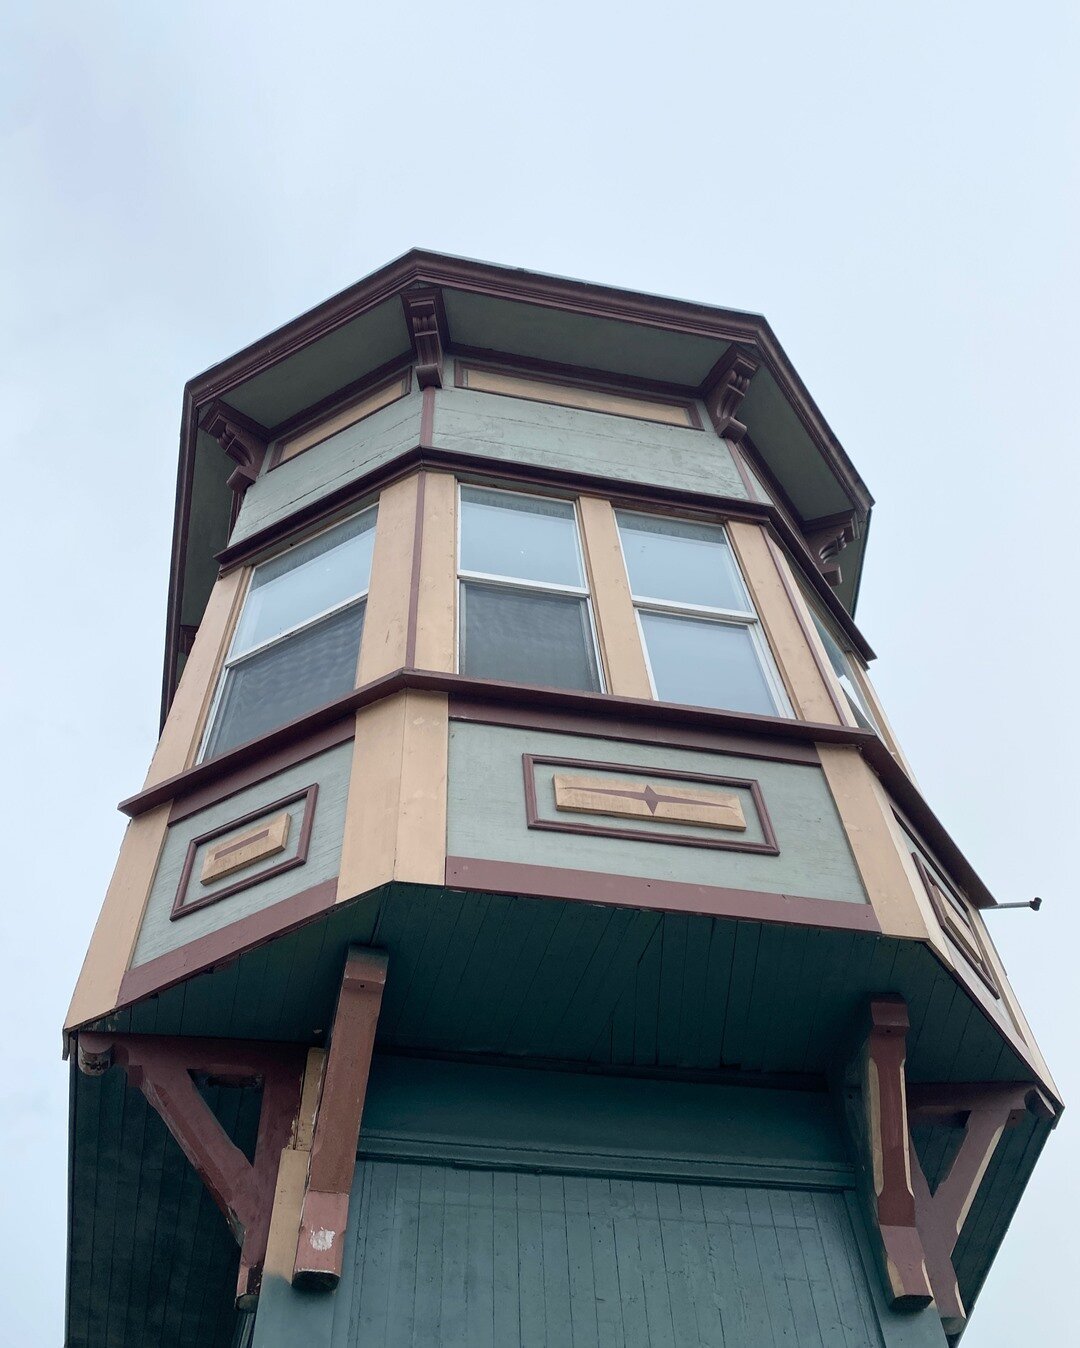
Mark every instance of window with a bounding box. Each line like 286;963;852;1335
457;485;602;692
809;610;879;731
616;511;790;716
202;508;377;758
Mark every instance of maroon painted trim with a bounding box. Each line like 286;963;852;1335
727;438;761;502
449;342;705;404
77;1032;306;1304
294;948;388;1288
418;386;435;449
265;361;414;469
859;998;934;1309
170;784;319;920
444;855;880;932
403;471;427;669
522;753;779;855
210;443;874;662
448;696;821;765
455;356;704;431
910;849;1000;999
168;718;353;823
114;877;339;1011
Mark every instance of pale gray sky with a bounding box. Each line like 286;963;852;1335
2;4;1077;1343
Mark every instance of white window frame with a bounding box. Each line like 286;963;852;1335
199;505;378;760
616;510;792;717
805;601;880;733
455;482;606;692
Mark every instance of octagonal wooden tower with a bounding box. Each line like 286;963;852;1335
66;252;1058;1347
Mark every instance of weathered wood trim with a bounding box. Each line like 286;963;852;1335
395;690;449;885
444;856;880;932
65;805;172;1033
263;1050;326;1281
145;568;247;788
77;1032;307;1305
577;496;653;699
727;520;840;724
409;470;456;671
294;948;388;1288
271;368;412;467
819;745;928;940
355;474;418;685
848;997;934;1310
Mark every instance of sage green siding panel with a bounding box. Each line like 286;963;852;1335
131;742;352;968
314;1159;936;1347
447;723;867;905
230;390;423;543
433;387;749;499
360;1056;851;1188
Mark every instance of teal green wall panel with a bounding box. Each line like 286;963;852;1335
131;742;352;968
433;387;749;500
448;724;868;905
231;390;423;543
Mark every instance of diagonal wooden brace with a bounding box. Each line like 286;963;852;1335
293;946;389;1289
907;1082;1055;1335
78;1032;306;1306
847;997;934;1310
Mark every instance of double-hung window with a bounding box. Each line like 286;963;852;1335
616;511;790;716
809;610;879;731
457;485;602;692
202;507;377;758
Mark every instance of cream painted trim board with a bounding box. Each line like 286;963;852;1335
65;804;172;1031
336;690;448;900
356;475;418;685
278;373;411;464
144;568;248;788
461;365;694;428
818;745;928;941
412;471;457;671
726;521;840;725
577;496;653;699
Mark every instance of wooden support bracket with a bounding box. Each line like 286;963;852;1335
849;996;935;1311
701;345;759;443
907;1082;1055;1335
402;288;446;389
77;1032;306;1306
293;945;389;1289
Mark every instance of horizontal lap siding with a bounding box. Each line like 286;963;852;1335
333;1161;887;1347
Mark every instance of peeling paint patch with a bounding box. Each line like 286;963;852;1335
310;1228;336;1252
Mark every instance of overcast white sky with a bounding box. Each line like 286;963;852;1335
2;4;1077;1344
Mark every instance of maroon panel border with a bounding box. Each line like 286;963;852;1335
445;855;879;932
264;361;414;470
522;754;780;856
910;849;1000;1000
170;784;319;920
115;877;340;1011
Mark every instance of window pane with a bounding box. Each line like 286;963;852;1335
616;513;748;611
460;487;583;587
233;510;376;656
206;602;365;757
640;612;778;714
460;583;599;691
811;613;878;731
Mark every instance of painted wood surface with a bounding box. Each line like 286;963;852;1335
230;391;423;544
432;387;749;500
317;1160;929;1347
449;723;868;905
130;743;352;968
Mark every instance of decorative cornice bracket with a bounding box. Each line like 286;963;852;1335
77;1032;306;1307
401;287;446;389
701;345;760;443
200;401;270;497
805;509;860;588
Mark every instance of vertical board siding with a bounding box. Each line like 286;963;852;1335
333;1161;886;1347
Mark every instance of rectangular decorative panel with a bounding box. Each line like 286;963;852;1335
199;810;291;884
552;771;747;830
458;362;699;428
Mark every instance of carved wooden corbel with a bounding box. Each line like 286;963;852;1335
293;946;389;1289
702;346;759;442
805;509;860;588
907;1083;1056;1335
200;401;270;498
402;288;446;389
78;1033;307;1306
845;997;935;1311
